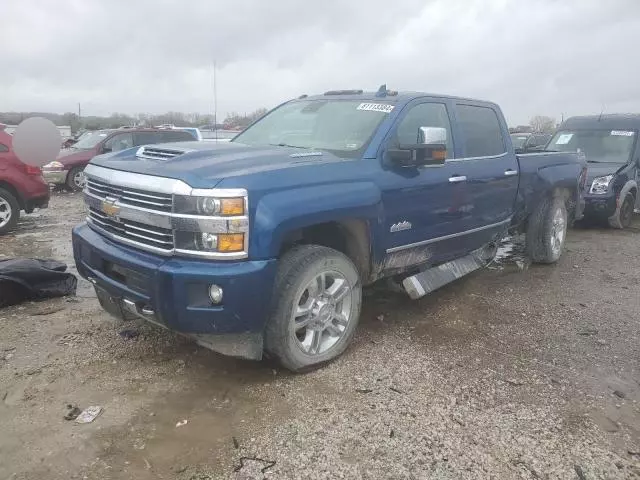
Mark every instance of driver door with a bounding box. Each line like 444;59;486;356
380;100;472;270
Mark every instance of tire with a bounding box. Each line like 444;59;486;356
609;192;635;229
526;196;567;264
66;166;86;192
265;245;362;372
0;187;20;235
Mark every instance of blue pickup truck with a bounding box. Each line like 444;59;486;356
72;87;586;371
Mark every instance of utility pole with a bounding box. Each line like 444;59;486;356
213;60;218;140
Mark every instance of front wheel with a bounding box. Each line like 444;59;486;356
265;245;362;372
526;196;568;264
609;192;635;229
0;188;20;235
66;166;86;192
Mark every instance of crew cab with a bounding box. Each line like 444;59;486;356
72;87;586;371
0;129;49;235
547;114;640;228
42;128;195;191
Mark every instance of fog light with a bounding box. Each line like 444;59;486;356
209;284;223;304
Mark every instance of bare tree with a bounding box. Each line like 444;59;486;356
529;116;556;134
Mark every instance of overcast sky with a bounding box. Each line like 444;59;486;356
3;0;640;124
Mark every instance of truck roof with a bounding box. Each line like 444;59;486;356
301;90;499;108
561;114;640;130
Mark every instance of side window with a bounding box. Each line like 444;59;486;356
161;131;193;142
395;103;453;158
456;104;505;157
104;133;134;152
0;143;9;153
134;132;159;146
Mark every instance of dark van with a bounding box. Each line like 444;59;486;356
546;114;639;228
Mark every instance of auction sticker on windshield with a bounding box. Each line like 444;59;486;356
611;130;634;136
357;103;394;113
556;133;574;145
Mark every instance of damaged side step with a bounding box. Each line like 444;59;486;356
402;251;487;300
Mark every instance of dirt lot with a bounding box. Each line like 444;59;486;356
1;192;640;480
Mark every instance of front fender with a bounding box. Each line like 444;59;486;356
251;182;382;258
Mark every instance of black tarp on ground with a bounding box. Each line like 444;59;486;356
0;258;77;308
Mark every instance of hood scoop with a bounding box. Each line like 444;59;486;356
136;145;194;161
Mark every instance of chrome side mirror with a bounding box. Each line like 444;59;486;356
418;126;447;145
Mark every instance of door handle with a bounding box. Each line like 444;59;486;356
448;175;467;183
504;169;518;176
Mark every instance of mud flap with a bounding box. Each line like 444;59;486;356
402;249;488;300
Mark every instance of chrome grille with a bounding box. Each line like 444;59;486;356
87;178;172;212
88;207;174;251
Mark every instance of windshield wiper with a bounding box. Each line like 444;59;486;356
270;143;307;149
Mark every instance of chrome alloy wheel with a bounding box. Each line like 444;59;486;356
0;197;12;229
292;271;353;356
550;205;566;257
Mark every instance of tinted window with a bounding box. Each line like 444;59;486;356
0;143;8;153
395;103;453;158
456;105;505;157
160;131;194;142
104;132;134;152
134;132;159;145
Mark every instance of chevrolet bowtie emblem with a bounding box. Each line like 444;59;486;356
102;197;120;218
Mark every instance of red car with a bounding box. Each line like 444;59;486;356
42;128;196;191
0;130;50;235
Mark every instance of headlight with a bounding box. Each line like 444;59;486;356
43;161;64;170
590;175;614;194
175;231;245;253
170;189;248;258
174;195;245;216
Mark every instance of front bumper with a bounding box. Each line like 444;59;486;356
42;169;67;185
583;192;617;219
72;223;277;356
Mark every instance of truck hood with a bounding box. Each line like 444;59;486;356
585;163;625;182
56;148;94;165
90;142;347;188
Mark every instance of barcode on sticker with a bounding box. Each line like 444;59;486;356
611;130;634;136
357;103;394;113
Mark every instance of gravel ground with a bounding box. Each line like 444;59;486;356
1;192;640;480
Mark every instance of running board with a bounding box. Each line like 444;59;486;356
402;250;487;300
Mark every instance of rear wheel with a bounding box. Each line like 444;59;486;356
0;188;20;235
526;196;567;264
66;166;86;192
609;192;635;229
265;245;362;372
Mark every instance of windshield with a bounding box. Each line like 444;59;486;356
547;129;636;164
232;99;393;157
510;135;529;149
72;131;110;149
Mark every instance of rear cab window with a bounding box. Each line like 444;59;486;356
455;104;506;158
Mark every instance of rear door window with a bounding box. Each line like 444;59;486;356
0;143;9;153
160;130;196;142
104;133;134;152
134;132;160;146
456;104;506;158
